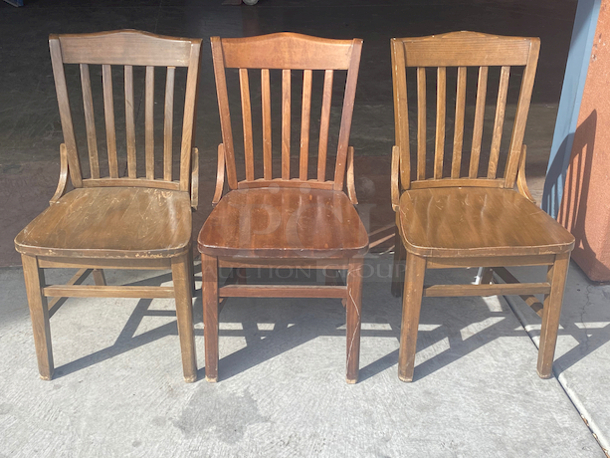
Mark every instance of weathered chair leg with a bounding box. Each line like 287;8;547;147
480;267;494;285
202;253;219;382
187;243;196;295
21;254;54;380
391;224;406;297
537;252;570;378
346;257;364;383
398;252;426;382
92;269;106;286
171;253;197;383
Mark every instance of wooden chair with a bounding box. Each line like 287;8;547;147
14;30;202;382
390;31;575;382
198;33;368;383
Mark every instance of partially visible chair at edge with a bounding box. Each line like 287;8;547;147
14;30;202;382
390;31;575;382
198;33;368;383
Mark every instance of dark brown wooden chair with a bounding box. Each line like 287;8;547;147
198;33;368;383
14;30;202;382
390;31;575;382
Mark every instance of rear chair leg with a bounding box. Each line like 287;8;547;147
391;224;406;297
398;252;426;382
346;257;364;383
537;252;570;378
172;253;197;383
92;269;106;286
21;254;54;380
202;253;219;382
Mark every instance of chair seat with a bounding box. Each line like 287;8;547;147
15;187;192;259
398;187;575;258
197;188;368;259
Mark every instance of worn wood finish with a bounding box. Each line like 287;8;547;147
201;253;219;382
164;67;175;181
16;30;202;382
124;65;136;178
470;66;488;178
451;66;466;178
203;33;368;382
145;65;155;180
299;70;312;180
391;31;575;382
198;188;367;259
80;64;100;179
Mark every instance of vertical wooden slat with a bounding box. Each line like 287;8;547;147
145;66;155;180
79;64;100;179
417;67;426;180
434;67;446;179
124;65;136;178
164;66;175;181
469;66;488;178
488;65;510;178
261;69;272;180
299;70;312;180
317;69;333;181
239;68;254;181
451;66;467;178
102;64;118;178
49;37;83;187
282;69;291;179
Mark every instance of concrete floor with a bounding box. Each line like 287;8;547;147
1;0;610;456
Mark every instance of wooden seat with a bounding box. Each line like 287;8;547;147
390;31;574;382
14;30;202;382
398;187;574;258
199;188;367;258
199;32;368;383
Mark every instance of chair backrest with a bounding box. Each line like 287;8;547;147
50;30;202;194
391;31;539;191
211;32;362;192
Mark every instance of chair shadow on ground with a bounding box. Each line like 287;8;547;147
48;257;610;382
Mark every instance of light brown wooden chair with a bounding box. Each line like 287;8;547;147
14;30;202;382
198;33;368;383
390;31;575;382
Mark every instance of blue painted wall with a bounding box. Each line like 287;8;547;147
542;0;602;217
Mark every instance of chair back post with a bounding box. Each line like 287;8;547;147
392;31;539;193
332;38;362;191
179;40;202;193
211;36;239;190
49;35;83;188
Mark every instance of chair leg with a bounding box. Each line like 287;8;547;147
537;252;570;378
171;253;197;383
398;252;426;382
391;224;406;297
21;254;54;380
346;257;364;383
92;269;106;286
187;243;196;295
202;253;219;382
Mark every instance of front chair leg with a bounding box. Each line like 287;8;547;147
537;252;570;378
398;252;426;382
172;253;197;383
21;254;54;380
202;253;219;382
346;257;364;383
